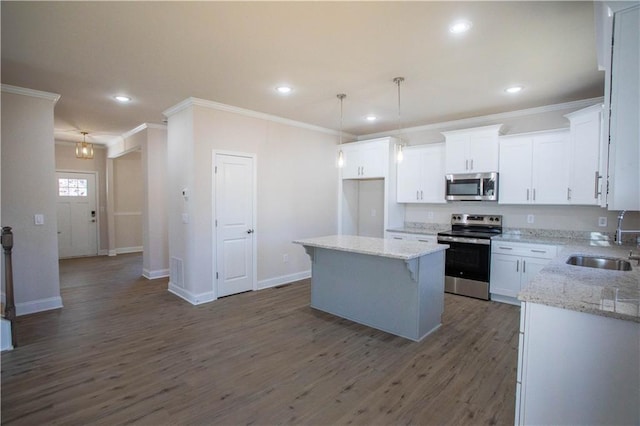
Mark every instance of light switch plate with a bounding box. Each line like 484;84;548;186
598;217;607;227
34;214;44;225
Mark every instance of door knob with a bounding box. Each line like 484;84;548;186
247;229;254;234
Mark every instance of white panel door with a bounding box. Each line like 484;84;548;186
56;172;98;258
215;154;255;298
396;146;423;202
499;137;533;204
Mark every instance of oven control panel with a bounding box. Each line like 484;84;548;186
450;214;502;226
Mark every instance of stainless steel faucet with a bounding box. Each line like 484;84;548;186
616;210;640;245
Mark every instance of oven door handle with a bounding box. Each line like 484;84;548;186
437;236;491;245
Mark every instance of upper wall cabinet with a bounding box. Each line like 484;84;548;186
499;129;570;205
442;124;503;174
339;139;387;179
607;5;639;211
564;104;605;206
396;143;445;203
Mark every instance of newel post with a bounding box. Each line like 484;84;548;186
2;226;17;347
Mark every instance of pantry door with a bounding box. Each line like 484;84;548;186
214;153;256;297
56;171;98;258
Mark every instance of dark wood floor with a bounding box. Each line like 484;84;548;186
2;254;520;425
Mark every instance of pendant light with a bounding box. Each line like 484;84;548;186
75;131;94;160
337;93;346;168
393;76;405;163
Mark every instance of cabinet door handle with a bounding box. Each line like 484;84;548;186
465;159;469;170
530;249;546;254
498;246;513;250
470;159;473;170
526;189;530;201
594;171;601;198
416;190;419;200
361;166;364;176
567;187;571;201
523;260;526;273
533;188;536;201
420;190;424;200
516;259;519;272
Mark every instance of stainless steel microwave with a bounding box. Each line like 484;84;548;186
445;172;498;201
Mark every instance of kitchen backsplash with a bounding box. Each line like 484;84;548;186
404;204;640;243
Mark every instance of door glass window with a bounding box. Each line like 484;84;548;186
58;178;88;197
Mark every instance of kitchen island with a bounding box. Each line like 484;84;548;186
293;235;449;341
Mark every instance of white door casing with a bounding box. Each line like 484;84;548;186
56;171;98;258
214;152;256;298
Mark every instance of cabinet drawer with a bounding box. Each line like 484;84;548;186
385;232;437;244
492;241;557;259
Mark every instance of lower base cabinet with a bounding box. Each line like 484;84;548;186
490;241;556;304
516;302;639;425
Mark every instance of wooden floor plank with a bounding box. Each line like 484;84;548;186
1;253;519;425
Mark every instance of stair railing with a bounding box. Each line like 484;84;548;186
2;226;17;347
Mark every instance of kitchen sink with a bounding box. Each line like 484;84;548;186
566;255;632;271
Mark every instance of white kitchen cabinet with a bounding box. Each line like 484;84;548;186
565;104;605;206
386;231;437;244
396;143;445;203
442;124;502;174
499;130;570;205
607;4;639;211
340;140;387;179
338;137;404;238
490;241;557;304
516;302;639;425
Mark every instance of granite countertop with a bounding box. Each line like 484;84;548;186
293;235;448;260
518;241;640;323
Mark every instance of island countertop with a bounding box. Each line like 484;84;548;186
293;235;448;260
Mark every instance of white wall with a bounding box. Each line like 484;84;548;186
142;127;169;278
165;99;338;303
112;151;143;252
1;86;63;315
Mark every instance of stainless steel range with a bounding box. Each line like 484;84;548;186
437;214;502;300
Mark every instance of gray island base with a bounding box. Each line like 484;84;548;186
293;235;449;342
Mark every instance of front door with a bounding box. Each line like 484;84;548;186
215;153;255;297
56;171;98;258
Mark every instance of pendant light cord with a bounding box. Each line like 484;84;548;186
337;93;346;145
393;77;404;141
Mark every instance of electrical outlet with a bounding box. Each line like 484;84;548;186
527;214;534;224
427;211;434;220
34;214;44;225
598;217;607;227
283;254;289;263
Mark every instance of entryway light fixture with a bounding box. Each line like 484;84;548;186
75;131;94;160
394;76;405;163
337;93;346;168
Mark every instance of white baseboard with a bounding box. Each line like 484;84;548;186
108;249;117;257
99;249;109;256
116;246;143;254
16;296;63;316
168;282;216;305
257;270;311;290
143;268;170;280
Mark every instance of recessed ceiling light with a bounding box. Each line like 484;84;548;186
449;20;472;34
365;115;377;122
505;86;524;94
114;95;131;102
276;86;292;95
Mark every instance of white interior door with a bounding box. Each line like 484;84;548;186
56;171;98;258
215;153;255;298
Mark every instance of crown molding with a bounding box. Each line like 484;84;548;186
358;96;605;140
120;122;167;140
163;97;354;138
1;84;61;104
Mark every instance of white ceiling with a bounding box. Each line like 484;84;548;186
1;1;604;144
